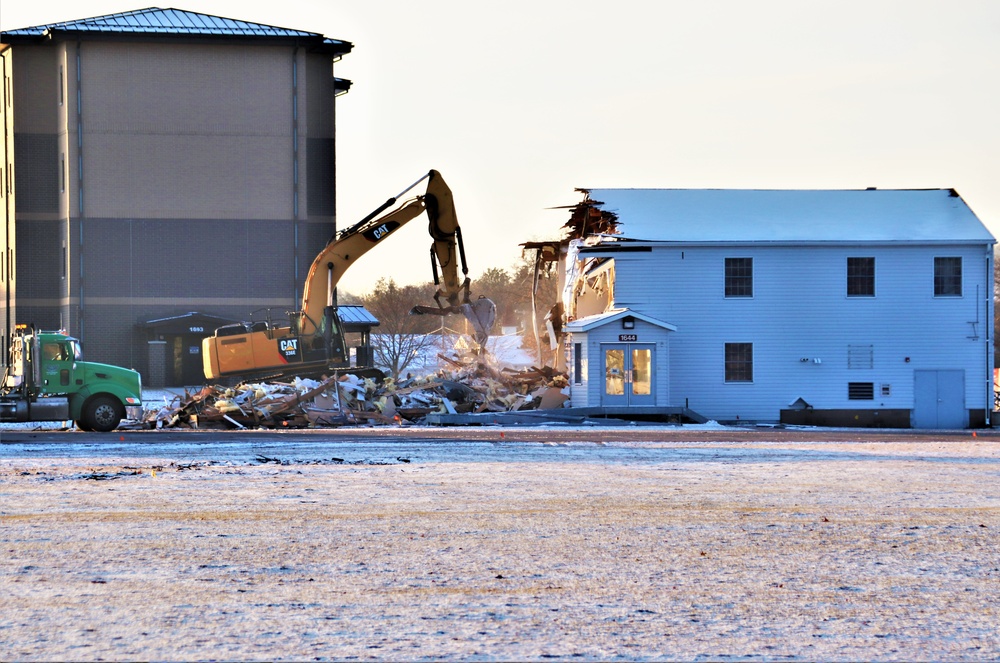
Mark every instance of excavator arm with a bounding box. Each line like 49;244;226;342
301;169;493;344
424;170;469;308
410;171;496;345
202;170;494;382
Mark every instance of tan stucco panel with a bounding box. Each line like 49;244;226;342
9;44;61;133
76;42;296;219
83;132;292;218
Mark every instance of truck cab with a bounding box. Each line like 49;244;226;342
1;325;143;431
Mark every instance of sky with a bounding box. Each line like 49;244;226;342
3;0;1000;296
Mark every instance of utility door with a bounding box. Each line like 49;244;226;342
172;334;207;386
602;343;656;406
912;369;966;429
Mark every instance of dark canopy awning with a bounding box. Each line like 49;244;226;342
142;312;238;335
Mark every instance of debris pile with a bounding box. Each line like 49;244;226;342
144;355;571;429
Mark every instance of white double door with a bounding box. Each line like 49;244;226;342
602;343;655;406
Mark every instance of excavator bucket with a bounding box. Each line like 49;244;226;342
410;296;497;346
462;297;496;347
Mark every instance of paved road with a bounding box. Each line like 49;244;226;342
1;425;994;464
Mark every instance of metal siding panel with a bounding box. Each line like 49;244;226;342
654;337;669;406
14;219;63;300
609;243;992;422
307;137;335;216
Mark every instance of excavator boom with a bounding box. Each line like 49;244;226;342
202;170;495;382
299;198;426;337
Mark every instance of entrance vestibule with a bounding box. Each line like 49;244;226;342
601;343;656;406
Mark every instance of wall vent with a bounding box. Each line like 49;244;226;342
848;382;875;400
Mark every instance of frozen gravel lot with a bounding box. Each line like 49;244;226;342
1;430;999;661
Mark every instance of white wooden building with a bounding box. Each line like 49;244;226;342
561;188;996;428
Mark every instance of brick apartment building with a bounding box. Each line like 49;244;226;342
0;8;352;385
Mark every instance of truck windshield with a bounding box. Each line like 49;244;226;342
69;340;82;361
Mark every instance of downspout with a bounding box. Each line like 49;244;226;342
291;48;300;308
987;249;994;426
331;59;341;309
75;41;84;341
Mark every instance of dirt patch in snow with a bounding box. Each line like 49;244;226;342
2;439;999;660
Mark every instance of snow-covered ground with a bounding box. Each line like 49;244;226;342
2;436;999;660
378;331;537;375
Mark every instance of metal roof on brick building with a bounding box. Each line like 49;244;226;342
1;7;351;53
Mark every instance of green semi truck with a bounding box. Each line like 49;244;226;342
0;324;143;431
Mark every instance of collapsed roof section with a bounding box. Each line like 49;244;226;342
559;189;621;241
519;188;623;263
519;189;626;368
520;188;625;276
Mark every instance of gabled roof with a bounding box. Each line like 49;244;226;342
565;308;677;333
1;7;351;54
583;188;995;244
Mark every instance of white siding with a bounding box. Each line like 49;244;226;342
608;243;994;422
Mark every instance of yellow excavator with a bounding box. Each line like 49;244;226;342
202;170;496;381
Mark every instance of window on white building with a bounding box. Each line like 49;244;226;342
574;342;583;385
725;257;753;298
847;257;875;297
725;342;753;382
934;257;962;297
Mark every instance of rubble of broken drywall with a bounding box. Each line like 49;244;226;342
143;350;570;430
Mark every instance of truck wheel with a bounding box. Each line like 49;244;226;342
82;395;124;432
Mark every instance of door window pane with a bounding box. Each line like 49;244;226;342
632;348;652;395
605;349;624;395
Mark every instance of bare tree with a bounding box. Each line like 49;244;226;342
362;278;440;380
473;266;514;328
358;254;563;376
